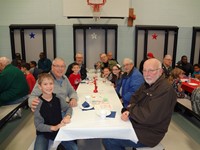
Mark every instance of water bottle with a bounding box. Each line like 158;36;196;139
188;73;191;83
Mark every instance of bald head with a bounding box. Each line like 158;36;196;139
143;58;163;85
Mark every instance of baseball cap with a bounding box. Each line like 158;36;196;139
147;52;154;58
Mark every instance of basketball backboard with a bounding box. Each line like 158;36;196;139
63;0;129;18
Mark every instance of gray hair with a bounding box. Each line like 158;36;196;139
123;58;134;64
52;57;66;66
76;51;83;57
0;57;11;66
164;54;172;59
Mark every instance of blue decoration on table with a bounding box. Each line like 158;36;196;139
82;101;90;108
106;111;116;118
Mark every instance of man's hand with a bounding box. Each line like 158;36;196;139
31;97;40;112
121;111;130;121
69;98;77;107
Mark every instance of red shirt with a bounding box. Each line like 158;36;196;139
26;73;36;93
68;73;81;90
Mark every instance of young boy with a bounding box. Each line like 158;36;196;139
34;73;77;150
21;62;36;94
68;63;81;90
192;64;200;79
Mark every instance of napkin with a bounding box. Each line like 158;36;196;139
106;111;116;118
82;101;90;108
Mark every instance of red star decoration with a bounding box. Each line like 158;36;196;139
152;33;158;40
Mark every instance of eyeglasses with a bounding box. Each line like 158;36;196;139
122;64;131;68
165;59;172;61
53;64;66;69
143;68;160;73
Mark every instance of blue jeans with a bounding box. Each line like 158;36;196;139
34;134;78;150
102;138;146;150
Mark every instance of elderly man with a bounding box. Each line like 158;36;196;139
103;58;177;149
0;57;29;106
65;52;87;80
99;53;117;70
29;57;78;111
116;58;144;108
162;54;173;78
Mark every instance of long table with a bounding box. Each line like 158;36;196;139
54;73;138;144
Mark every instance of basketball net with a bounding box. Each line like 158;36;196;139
87;0;106;21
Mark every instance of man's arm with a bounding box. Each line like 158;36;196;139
128;85;176;125
122;73;144;106
28;81;42;107
64;77;78;107
34;101;51;132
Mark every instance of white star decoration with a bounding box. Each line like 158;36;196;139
91;32;97;39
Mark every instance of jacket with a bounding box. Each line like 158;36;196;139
0;64;29;105
116;67;144;107
128;75;177;147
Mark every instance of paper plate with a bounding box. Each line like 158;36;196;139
188;83;198;86
181;79;188;82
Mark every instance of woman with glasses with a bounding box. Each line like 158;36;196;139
111;64;123;88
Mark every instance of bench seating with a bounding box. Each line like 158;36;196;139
0;98;28;129
176;98;200;124
177;98;192;110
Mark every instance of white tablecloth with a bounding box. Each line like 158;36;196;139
54;73;138;143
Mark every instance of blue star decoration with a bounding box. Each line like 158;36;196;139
29;32;35;39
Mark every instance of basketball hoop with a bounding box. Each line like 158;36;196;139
87;0;106;21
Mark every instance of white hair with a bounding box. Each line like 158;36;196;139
76;51;83;57
123;58;134;64
52;57;66;66
0;57;11;66
164;54;172;59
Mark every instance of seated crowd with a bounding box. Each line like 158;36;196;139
0;51;200;150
